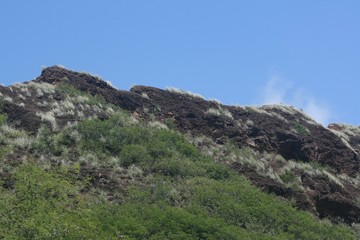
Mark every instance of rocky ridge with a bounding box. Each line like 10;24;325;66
1;65;360;224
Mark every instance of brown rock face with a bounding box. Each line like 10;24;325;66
35;66;151;112
131;85;360;176
1;66;360;223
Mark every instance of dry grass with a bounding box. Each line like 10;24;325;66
206;107;233;119
166;87;205;100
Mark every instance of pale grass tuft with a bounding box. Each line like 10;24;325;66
338;173;360;188
3;96;13;102
49;99;77;117
281;160;344;187
105;80;115;88
262;105;319;125
1;125;20;135
247;105;289;123
329;126;358;154
54;64;66;69
128;165;143;178
36;111;57;130
28;82;55;94
37;101;48;108
106;107;114;114
329;128;350;142
246;104;320;126
141;92;150;99
148;121;168;130
36;88;44;97
69;129;81;142
62;100;75;110
79;153;100;167
206;106;233;119
246;119;254;126
336;124;360;137
12;137;34;148
209;98;222;105
76;95;89;103
166;87;205;100
77;111;84;118
18;94;26;100
206;108;221;116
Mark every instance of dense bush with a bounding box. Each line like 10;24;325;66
94;203;278;240
0;164;97;239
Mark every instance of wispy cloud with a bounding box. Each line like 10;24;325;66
303;99;331;125
260;73;332;125
263;74;292;104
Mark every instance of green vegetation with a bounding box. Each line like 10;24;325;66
281;170;295;183
0;164;92;239
56;83;110;107
0;102;356;239
293;122;310;135
0;114;6;126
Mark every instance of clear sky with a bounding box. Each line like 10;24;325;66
0;1;359;126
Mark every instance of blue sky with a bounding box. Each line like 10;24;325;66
0;1;359;125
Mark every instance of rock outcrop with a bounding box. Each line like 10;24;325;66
1;65;360;223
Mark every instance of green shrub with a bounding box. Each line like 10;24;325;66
293;122;310;135
0;146;11;161
93;203;277;240
0;114;6;125
31;126;64;156
281;170;295;183
149;129;200;159
56;83;82;96
187;177;353;239
56;83;110;106
145;140;172;159
119;144;151;167
0;164;101;239
152;155;193;177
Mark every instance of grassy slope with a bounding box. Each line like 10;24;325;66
0;94;356;239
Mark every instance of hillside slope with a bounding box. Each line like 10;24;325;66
0;66;358;238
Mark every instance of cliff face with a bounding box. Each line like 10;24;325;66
2;65;360;223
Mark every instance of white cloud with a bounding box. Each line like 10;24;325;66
260;74;332;126
303;99;331;125
263;74;292;104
